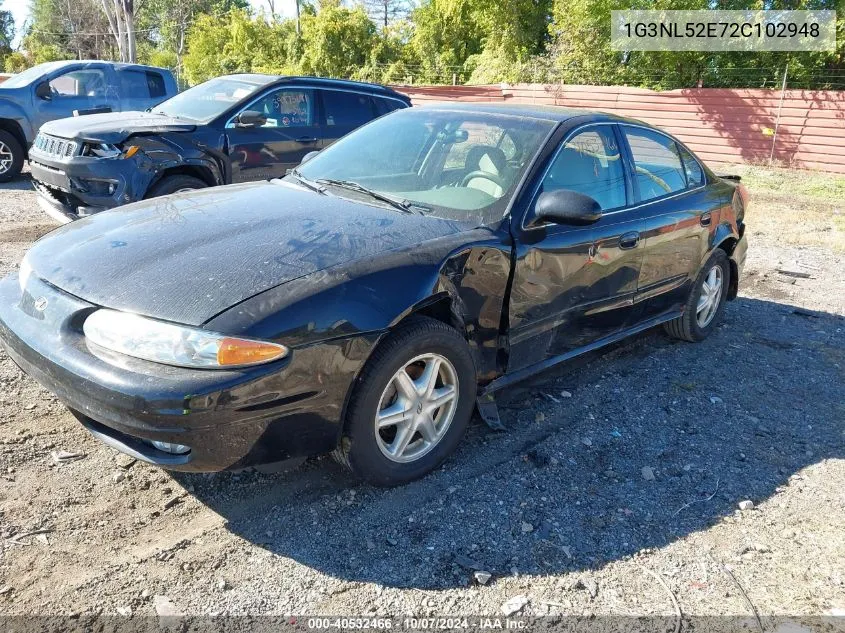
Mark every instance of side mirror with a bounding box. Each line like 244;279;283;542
234;110;266;128
300;150;320;165
35;82;52;101
531;189;602;226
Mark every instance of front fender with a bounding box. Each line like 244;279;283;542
132;134;225;187
205;228;513;383
0;99;33;143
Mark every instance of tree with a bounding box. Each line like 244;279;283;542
363;0;411;31
101;0;137;62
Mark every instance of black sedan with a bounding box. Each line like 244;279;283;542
0;104;748;486
28;74;410;222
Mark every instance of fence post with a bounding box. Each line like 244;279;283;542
453;73;457;86
769;64;788;165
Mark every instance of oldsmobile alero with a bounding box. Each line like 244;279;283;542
0;104;748;486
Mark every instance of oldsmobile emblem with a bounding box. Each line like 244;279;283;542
33;297;48;312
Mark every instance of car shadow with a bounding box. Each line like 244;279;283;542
0;172;32;192
174;296;844;589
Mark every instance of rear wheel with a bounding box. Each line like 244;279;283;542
664;249;730;342
0;130;24;183
334;317;476;487
146;175;206;198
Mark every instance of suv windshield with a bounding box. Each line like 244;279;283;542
296;108;555;225
151;76;267;123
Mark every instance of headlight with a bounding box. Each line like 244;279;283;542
81;143;139;159
19;252;33;293
83;310;288;369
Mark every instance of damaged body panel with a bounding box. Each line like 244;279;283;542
1;105;747;482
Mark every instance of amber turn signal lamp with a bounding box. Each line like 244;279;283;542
123;145;140;159
217;338;288;366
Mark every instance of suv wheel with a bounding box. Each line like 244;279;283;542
334;317;476;486
0;131;24;183
664;249;730;342
146;175;207;198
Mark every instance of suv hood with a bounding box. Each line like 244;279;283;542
25;181;465;326
40;111;195;143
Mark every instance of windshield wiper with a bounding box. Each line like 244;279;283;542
288;169;327;195
316;179;423;214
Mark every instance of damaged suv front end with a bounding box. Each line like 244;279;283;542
28;113;215;223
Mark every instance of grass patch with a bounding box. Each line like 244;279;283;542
722;165;845;253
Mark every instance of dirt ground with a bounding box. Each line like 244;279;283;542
0;165;843;627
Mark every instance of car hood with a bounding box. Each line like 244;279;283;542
40;111;195;143
25;181;466;326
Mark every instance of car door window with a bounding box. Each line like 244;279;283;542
539;127;627;210
248;88;315;128
624;127;688;201
117;69;166;99
49;69;107;98
322;90;376;127
678;144;704;187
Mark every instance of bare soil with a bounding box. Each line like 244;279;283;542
0;166;843;625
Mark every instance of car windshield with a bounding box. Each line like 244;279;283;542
295;108;556;225
151;76;267;123
1;62;67;88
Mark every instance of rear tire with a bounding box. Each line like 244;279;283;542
146;175;206;198
664;249;730;342
0;130;24;183
334;317;476;487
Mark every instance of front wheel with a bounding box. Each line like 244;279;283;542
145;175;207;199
0;130;24;183
664;249;730;342
334;317;477;487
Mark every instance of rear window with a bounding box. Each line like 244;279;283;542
322;90;376;127
374;97;406;116
118;69;167;99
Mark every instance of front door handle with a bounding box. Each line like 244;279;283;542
295;136;318;143
700;212;712;226
619;231;640;250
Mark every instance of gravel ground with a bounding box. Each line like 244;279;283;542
0;167;843;626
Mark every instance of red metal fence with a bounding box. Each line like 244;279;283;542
395;83;845;174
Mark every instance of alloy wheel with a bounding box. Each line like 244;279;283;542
696;265;723;328
374;353;459;463
0;141;12;175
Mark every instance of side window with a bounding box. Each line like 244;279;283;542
48;69;107;98
249;89;315;128
322;90;376;127
678;144;704;187
540;127;626;211
118;69;151;99
624;127;688;201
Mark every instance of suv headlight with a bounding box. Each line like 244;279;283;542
83;310;288;369
81;143;139;159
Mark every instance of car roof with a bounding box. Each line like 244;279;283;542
418;101;644;125
41;60;170;73
220;73;409;99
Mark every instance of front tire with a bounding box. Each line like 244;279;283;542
664;249;730;342
335;317;477;487
0;130;24;183
145;175;207;198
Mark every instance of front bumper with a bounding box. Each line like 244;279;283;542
29;151;146;222
0;273;368;471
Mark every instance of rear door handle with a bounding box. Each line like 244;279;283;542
295;136;318;143
700;212;712;226
619;231;640;250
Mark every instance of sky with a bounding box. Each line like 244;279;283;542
3;0;299;47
